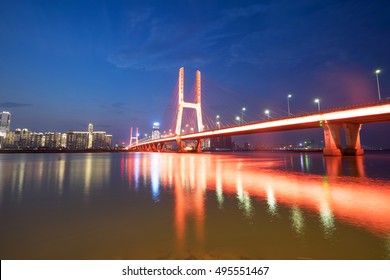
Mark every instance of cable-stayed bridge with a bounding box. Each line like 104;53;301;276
128;67;390;156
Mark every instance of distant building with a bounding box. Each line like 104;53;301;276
92;131;108;149
152;122;161;140
210;136;233;150
66;131;89;150
0;111;11;148
44;132;61;148
0;114;113;150
66;124;112;150
60;133;67;148
88;123;93;149
29;132;44;148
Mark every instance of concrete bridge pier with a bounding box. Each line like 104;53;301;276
323;123;364;156
195;139;203;153
343;123;364;156
176;137;185;152
159;142;166;152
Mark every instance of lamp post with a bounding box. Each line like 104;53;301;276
216;115;220;129
375;69;382;100
287;94;292;116
314;99;320;111
235;116;240;125
265;110;270;119
241;107;246;125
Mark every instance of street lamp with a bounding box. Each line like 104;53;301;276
264;109;270;119
314;98;320;111
216;115;220;129
241;107;246;124
235;116;240;125
287;94;292;116
375;69;382;100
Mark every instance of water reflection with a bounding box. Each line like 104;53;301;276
151;153;160;202
119;153;390;242
1;152;390;259
0;153;113;201
291;206;304;235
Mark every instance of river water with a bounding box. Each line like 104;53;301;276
1;151;390;259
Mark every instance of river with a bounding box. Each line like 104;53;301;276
1;151;390;259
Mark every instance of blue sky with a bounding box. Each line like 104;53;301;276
0;0;389;146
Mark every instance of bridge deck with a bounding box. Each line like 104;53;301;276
130;99;390;149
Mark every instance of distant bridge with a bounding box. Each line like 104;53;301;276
128;67;390;156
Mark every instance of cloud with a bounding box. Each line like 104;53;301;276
107;3;268;70
126;7;153;31
112;101;125;109
0;102;32;108
107;1;384;72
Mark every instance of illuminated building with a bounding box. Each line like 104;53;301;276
66;124;113;150
0;111;11;148
88;123;93;149
152;122;161;140
44;132;61;148
92;131;110;149
29;132;44;148
66;131;89;150
60;133;67;148
105;134;112;147
0;119;113;150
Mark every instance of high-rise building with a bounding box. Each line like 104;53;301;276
44;132;61;148
66;131;89;150
0;111;11;148
60;133;67;148
152;122;161;140
0;111;11;132
92;131;107;149
29;132;44;148
88;123;93;149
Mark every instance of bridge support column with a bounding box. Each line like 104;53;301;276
343;123;364;156
195;139;203;153
323;123;364;156
176;137;185;152
323;123;342;156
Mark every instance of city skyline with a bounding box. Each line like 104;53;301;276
1;0;390;147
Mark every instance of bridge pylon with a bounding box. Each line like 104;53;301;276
175;67;204;152
129;127;138;147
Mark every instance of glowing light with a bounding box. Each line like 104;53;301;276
151;154;160;202
288;94;292;98
265;110;270;119
314;99;321;111
291;206;304;235
320;201;335;237
266;187;277;215
375;69;381;74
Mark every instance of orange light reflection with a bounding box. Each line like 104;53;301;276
122;153;390;251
